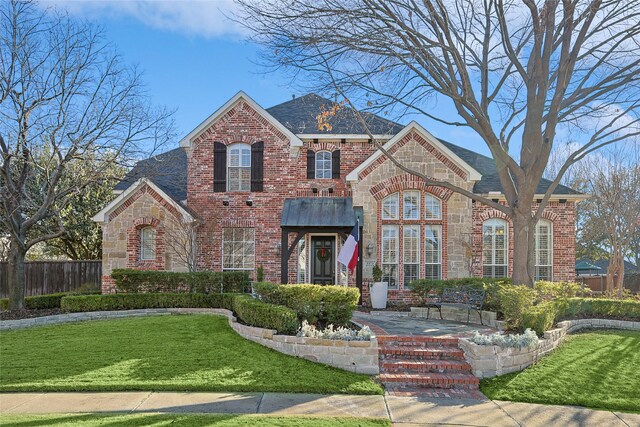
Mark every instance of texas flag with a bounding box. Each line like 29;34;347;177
338;219;359;273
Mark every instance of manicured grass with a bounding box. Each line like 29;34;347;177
0;414;391;427
480;330;640;413
0;315;382;395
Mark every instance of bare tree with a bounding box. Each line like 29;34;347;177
0;1;174;309
237;0;640;286
163;214;200;272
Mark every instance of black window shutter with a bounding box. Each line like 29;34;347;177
251;141;264;192
332;149;341;179
307;149;315;179
213;141;226;192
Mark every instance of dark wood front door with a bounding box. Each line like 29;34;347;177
311;236;335;285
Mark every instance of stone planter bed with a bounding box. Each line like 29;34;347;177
459;318;640;378
0;308;380;375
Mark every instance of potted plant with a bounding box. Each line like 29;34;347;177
370;263;388;309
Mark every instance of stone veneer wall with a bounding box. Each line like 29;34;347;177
0;308;380;375
459;318;640;378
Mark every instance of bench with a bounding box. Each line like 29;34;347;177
424;286;486;325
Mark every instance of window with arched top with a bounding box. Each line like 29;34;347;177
424;194;442;220
382;193;399;220
535;219;553;281
315;151;332;179
227;143;251;191
482;218;508;278
140;226;156;260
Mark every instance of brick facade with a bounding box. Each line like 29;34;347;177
97;93;580;300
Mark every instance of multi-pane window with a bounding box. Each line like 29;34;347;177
483;219;508;278
535;219;553;281
382;193;399;220
381;225;399;289
297;239;307;283
227;144;251;191
315;151;332;179
424;225;442;279
424;195;442;220
403;191;420;219
403;225;420;285
222;228;255;271
140;227;156;260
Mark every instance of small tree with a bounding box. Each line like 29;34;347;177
237;0;640;286
0;1;174;309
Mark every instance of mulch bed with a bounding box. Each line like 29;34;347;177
0;309;63;321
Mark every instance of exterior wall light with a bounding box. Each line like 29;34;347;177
366;242;374;257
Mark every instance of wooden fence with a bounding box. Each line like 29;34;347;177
0;261;102;298
576;274;640;294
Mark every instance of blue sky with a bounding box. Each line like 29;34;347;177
43;0;489;156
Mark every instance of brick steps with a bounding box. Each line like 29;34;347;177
380;360;472;374
377;335;482;399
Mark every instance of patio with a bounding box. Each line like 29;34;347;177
352;310;496;338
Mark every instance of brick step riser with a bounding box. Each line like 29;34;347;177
380;364;472;374
378;352;466;361
380;381;479;390
377;342;460;348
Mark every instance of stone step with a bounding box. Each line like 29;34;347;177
380;359;472;374
378;346;466;361
379;372;480;389
376;335;459;347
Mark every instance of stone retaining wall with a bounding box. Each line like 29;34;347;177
0;308;379;375
459;318;640;378
410;306;498;328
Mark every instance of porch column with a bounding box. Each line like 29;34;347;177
281;228;289;284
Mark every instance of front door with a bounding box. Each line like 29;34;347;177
311;236;335;285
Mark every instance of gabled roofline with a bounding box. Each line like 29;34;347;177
346;121;483;183
297;134;394;140
92;178;194;224
179;91;303;148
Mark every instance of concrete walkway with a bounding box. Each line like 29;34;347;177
2;392;638;426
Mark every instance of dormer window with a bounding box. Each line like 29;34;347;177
315;151;332;179
227;143;251;191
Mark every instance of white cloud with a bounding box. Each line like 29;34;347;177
38;0;246;38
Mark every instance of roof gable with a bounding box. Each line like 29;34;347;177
346;121;483;183
179;91;303;148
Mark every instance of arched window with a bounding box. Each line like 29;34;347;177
140;226;156;260
535;219;553;281
382;193;399;220
424;194;442;220
403;190;420;219
315;151;332;179
227;143;251;191
482;218;508;278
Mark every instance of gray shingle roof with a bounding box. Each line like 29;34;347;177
114;95;581;199
266;94;404;135
576;258;638;274
114;147;187;203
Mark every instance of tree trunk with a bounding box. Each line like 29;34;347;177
511;210;535;287
7;237;27;310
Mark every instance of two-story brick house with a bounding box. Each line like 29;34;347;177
93;91;586;303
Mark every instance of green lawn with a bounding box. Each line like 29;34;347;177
0;414;390;427
480;330;640;413
0;315;382;395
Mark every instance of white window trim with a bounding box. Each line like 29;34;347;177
315;150;332;179
403;225;420;284
381;225;399;289
483;218;508;278
534;219;553;281
227;143;251;192
140;226;156;261
403;190;420;220
382;193;399;220
424;194;442;220
222;228;255;271
424;225;442;280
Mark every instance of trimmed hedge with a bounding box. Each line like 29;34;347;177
498;285;537;330
253;283;359;327
60;293;237;312
522;303;558;335
111;269;250;294
1;290;101;311
232;295;299;334
408;277;511;313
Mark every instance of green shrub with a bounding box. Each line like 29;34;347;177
0;290;101;311
555;298;640;320
522;302;558;335
535;281;589;300
253;283;359;327
111;269;250;294
409;277;510;313
61;293;228;312
498;285;537;330
232;295;299;334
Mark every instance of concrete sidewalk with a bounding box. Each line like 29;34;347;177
1;392;638;426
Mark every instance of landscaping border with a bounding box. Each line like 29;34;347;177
459;318;640;378
0;308;379;375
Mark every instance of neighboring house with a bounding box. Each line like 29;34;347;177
575;258;638;277
93;92;586;302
